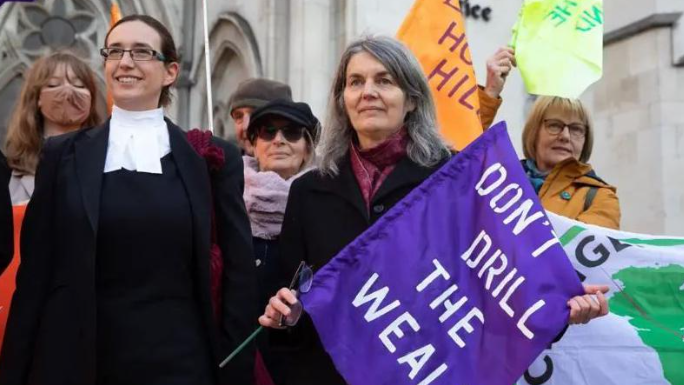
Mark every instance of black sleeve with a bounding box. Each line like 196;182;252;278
267;177;310;346
278;177;309;287
0;137;63;385
212;139;257;385
0;151;12;274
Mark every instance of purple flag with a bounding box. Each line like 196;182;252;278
300;122;584;385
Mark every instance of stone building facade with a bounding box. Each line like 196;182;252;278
0;0;681;234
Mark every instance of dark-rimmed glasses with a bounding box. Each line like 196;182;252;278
543;119;587;139
277;261;313;327
256;125;306;143
100;47;167;62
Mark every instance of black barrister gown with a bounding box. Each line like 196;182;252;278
95;153;213;385
0;121;257;385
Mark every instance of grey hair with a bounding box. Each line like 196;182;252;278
317;36;451;176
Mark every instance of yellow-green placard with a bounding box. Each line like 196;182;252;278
511;0;603;98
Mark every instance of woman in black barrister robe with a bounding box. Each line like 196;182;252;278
0;15;257;385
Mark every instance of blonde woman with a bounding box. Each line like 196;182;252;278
520;96;620;229
4;52;101;205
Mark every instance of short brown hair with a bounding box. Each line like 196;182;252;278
522;96;594;163
5;52;102;174
104;14;179;107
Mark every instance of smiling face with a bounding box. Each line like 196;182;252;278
104;20;178;111
343;51;414;149
534;106;586;172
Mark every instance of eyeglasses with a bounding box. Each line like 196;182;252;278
277;261;313;327
256;125;306;143
543;119;587;139
100;47;167;62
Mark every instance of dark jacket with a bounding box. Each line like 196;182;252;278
0;120;257;385
253;237;282;311
252;237;294;384
274;153;447;385
0;151;12;274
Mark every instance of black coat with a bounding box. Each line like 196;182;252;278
253;237;282;311
0;151;12;274
0;120;258;385
274;153;447;385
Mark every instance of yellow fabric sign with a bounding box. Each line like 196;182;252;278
511;0;603;98
397;0;482;150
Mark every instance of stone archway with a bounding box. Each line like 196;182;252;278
197;12;261;140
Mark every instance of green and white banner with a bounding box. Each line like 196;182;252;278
519;213;684;385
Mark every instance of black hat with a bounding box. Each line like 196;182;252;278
247;99;320;144
228;78;293;113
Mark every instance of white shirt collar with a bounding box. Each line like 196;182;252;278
104;105;171;174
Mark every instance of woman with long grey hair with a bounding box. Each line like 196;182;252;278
258;36;607;385
316;37;451;175
259;36;450;384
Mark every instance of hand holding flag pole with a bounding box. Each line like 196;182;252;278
219;262;313;368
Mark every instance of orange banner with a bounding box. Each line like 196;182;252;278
397;0;482;149
0;205;26;353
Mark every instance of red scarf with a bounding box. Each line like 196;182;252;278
350;128;408;211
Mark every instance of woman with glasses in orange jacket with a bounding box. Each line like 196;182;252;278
480;47;619;229
519;96;620;229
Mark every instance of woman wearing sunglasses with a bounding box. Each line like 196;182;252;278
242;99;319;381
0;14;256;385
258;36;610;385
520;96;620;229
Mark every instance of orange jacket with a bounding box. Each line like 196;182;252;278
478;86;501;129
478;91;621;229
536;158;621;229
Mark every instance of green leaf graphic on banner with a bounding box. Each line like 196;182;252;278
618;238;684;247
558;225;585;246
609;265;684;385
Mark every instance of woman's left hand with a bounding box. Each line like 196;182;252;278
258;287;303;329
484;47;516;99
568;284;609;324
